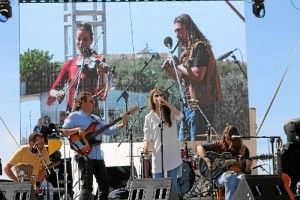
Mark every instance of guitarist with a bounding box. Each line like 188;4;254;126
60;91;128;200
197;125;252;200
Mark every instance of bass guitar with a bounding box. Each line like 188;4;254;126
69;106;141;155
276;138;295;200
198;151;273;179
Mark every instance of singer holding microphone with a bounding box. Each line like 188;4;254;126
143;88;183;191
162;14;222;142
197;125;252;200
4;132;54;199
47;22;108;112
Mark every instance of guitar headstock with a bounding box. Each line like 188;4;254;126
251;154;273;161
276;138;283;150
127;106;146;115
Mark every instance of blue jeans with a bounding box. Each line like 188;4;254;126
214;172;245;200
152;165;180;190
179;107;196;141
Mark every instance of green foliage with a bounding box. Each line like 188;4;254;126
214;61;249;134
109;57;173;93
20;49;62;81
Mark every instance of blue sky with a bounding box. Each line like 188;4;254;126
0;0;300;178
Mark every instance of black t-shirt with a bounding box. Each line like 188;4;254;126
188;42;210;68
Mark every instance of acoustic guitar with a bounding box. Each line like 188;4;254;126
69;106;140;155
276;138;295;200
198;151;273;179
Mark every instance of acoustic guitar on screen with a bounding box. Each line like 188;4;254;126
69;106;141;155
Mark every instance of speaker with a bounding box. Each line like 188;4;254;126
0;181;37;200
128;178;179;200
282;141;300;194
106;165;136;193
232;175;290;200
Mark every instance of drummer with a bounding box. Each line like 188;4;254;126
4;132;53;199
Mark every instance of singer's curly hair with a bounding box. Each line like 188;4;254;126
148;88;172;127
174;14;211;47
76;22;93;40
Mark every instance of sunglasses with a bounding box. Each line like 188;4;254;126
154;94;164;98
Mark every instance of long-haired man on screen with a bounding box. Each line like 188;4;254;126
162;13;222;141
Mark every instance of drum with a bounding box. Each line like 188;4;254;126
180;147;190;160
14;163;33;182
140;155;152;178
177;161;195;195
191;155;199;170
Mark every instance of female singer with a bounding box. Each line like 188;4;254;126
143;88;183;189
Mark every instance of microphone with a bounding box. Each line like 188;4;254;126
231;135;243;139
31;142;39;154
164;37;173;49
82;47;92;58
158;101;162;108
252;164;266;170
217;48;237;61
231;135;252;139
34;142;39;149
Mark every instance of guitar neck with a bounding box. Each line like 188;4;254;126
94;117;122;137
276;149;283;175
92;107;139;137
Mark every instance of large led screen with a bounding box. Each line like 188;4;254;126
20;1;249;144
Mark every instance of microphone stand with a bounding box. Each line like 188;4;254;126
158;104;165;177
62;136;69;200
259;165;271;175
115;55;156;132
194;104;218;143
118;107;145;188
165;44;188;108
58;128;83;200
231;55;247;79
35;146;51;200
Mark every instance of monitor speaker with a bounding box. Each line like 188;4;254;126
106;165;133;192
0;181;37;200
128;178;179;200
232;175;290;200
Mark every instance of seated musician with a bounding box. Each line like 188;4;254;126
4;132;53;200
197;125;252;200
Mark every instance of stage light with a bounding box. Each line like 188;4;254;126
252;0;266;18
0;4;12;23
